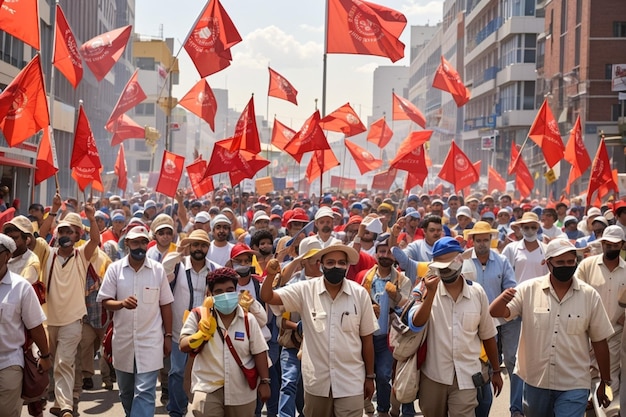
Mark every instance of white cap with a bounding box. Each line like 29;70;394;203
194;211;210;224
456;206;472;220
210;214;231;229
0;233;17;254
314;206;334;220
126;226;150;241
587;207;602;217
597;225;625;244
253;211;270;223
544;238;578;260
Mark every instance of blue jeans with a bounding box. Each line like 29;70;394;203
278;347;304;417
499;318;523;414
256;314;280;417
167;341;188;417
115;364;159;417
523;384;589;417
475;382;493;417
373;334;393;413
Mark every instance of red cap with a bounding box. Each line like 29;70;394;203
270;214;281;222
281;209;294;228
345;215;363;227
288;208;309;224
230;242;257;259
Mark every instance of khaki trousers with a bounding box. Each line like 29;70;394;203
303;391;363;417
190;389;256;417
0;365;23;417
418;373;477;417
47;320;82;411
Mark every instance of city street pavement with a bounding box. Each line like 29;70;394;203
25;367;512;416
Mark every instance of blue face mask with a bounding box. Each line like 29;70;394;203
213;292;240;314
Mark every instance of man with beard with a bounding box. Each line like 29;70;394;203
250;229;274;274
164;230;221;417
260;244;378;417
410;237;502;417
207;214;234;266
490;239;613;417
299;206;341;250
399;215;443;263
575;225;626;411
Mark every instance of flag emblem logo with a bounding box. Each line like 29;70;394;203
234;331;245;341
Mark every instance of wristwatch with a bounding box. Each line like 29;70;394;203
353;236;361;244
365;373;376;380
260;378;271;384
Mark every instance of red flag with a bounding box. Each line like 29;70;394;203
268;67;298;105
178;79;217;131
390;130;433;170
319;103;366;137
430;183;443;196
229;152;270;185
155;150;185;198
183;0;242;77
345;139;382;174
366;117;393;148
0;0;39;50
53;5;82;88
405;169;427;192
488;166;506;193
114;144;128;192
306;148;340;183
528;99;565;168
463;161;482;196
438;141;479;192
564;116;591;193
371;168;397;190
186;157;215;198
70;106;103;192
35;127;59;186
271;118;296;151
105;69;147;130
229;96;261;154
326;0;406;63
80;25;132;81
392;93;426;128
432;55;470;107
594;169;620;207
510;142;534;199
586;139;618;207
284;110;331;162
0;55;49;147
109;114;145;146
204;139;244;177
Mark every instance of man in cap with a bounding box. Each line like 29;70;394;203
101;210;127;244
299;206;341;250
395;208;423;248
207;214;234;266
142;200;157;223
2;215;40;284
453;206;474;235
409;237;502;416
499;194;512;210
261;244;378;417
0;233;51;417
576;225;626;409
490;239;614;416
376;202;395;233
502;212;548;284
555;202;569;228
275;208;310;262
443;195;460;226
429;199;444;218
147;213;177;263
563;216;584;240
466;197;481;221
97;225;174;417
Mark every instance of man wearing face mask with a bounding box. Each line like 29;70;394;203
575;225;626;411
409;237;502;417
502;212;548;284
97;225;174;417
490;239;614;417
299;206;342;250
260;244;378;417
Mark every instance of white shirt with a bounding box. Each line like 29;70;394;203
542;224;566;240
7;249;40;284
300;234;341;250
502;240;548;283
207;242;234;266
97;256;174;373
0;271;46;369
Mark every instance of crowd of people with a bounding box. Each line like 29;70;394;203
1;185;626;417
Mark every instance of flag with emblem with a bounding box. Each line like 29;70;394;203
319;102;366;137
179;79;218;131
155;150;185;198
438;141;479;192
345;139;382;174
366;117;393;149
390;131;433;171
0;0;40;50
109;114;145;146
80;25;132;81
528;99;565;168
432;55;470;107
53;4;83;88
284;110;331;162
229;96;261;154
105;69;147;130
70;105;103;191
186;157;215;198
268;67;298;105
392;93;426;128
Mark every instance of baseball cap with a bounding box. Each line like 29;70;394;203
288;208;309;224
592;216;609;227
350;202;363;211
597;225;625;244
144;200;156;210
111;210;126;222
431;199;444;206
456;206;472;220
57;212;84;231
587;207;602;217
4;215;34;235
405;207;421;219
126;226;150;241
253;211;271;223
544;238;579;260
151;213;174;233
377;202;394;213
430;237;463;268
195;211;211;224
0;233;17;253
230;242;257;259
210;214;231;229
314;206;334;220
563;215;578;226
407;194;419;203
295;239;323;262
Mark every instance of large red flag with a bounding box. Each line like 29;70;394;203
105;69;147;130
432;55;470;107
178;79;217;131
0;0;39;50
0;55;49;147
326;0;406;63
53;5;82;88
268;67;298;105
284;110;331;162
183;0;242;77
390;131;433;170
345;139;382;174
155;150;185;198
319;102;367;137
392;93;426;128
509;142;534;198
488;166;507;193
371;168;397;190
271;119;296;151
438;141;479;191
80;25;132;81
306;148;340;183
35;127;59;186
586;139;618;207
70;106;103;192
405;169;427;192
367;117;393;148
229;152;270;185
463;161;482;196
204;139;244;177
564;116;591;193
109;114;145;146
528;99;565;168
186;157;215;198
229;96;261;154
114;144;128;192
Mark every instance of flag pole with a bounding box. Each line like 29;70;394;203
321;0;329;117
49;1;61;194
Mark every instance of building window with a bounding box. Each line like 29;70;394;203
574;27;581;66
523;81;535;110
614;22;626;37
561;0;568;34
611;104;622;121
501;82;535;112
500;34;536;67
576;0;583;24
137;159;151;172
136;57;155;70
135;103;155;116
606;64;614;80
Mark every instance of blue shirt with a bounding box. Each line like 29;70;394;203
465;249;517;303
371;274;391;335
392;246;420;286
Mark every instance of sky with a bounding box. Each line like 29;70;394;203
134;0;444;130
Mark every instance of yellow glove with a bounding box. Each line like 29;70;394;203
203;296;214;310
189;315;217;349
385;282;402;303
239;290;254;311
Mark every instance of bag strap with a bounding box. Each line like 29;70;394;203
215;311;249;370
185;269;194;312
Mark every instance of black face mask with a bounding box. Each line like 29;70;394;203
550;263;577;282
378;257;394;268
58;236;73;248
440;269;462;284
234;265;253;277
322;266;346;285
129;248;146;261
605;249;621;261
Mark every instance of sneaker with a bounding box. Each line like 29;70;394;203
103;380;114;390
82;377;94;390
60;409;73;417
160;392;169;405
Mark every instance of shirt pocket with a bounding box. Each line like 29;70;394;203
143;287;159;304
533;307;550;329
462;312;480;332
566;314;586;335
311;311;327;333
0;303;17;324
341;313;359;333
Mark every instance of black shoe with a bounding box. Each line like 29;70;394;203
82;377;94;390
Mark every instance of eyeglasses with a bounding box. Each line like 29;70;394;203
522;225;538;231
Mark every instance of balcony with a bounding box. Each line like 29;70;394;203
497;110;537;127
464;115;498;131
477;17;504;45
475;66;499;87
496;63;537;86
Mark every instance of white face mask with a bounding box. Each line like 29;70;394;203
522;230;538;242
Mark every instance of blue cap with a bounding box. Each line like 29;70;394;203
531;206;543;216
481;211;495;220
350;202;363;210
405;207;421;219
407;194;419;203
322;195;333;204
432;237;463;258
223;196;232;205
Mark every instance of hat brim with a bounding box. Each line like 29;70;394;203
597;236;624;244
545;247;582;259
154;224;174;232
465;229;499;237
179;236;211;247
510;219;540;227
294;248;321;262
430;259;455;269
311;244;359;265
